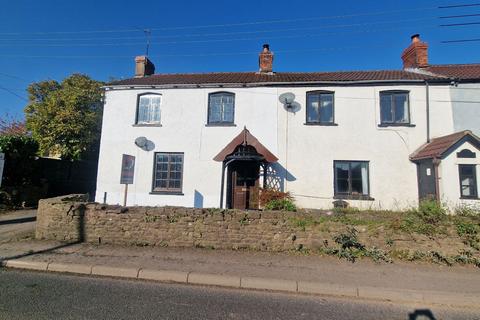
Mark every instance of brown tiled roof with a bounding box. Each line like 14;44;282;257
425;64;480;80
109;70;442;86
213;127;278;163
410;130;480;161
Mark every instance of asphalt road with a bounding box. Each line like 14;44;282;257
0;269;478;320
0;210;36;243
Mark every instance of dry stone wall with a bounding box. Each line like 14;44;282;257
35;195;323;251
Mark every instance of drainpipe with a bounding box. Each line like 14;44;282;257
425;80;430;143
433;158;441;203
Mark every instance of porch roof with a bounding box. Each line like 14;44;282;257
213;127;278;163
410;130;480;161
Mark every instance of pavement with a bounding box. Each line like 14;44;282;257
1;236;479;309
2;268;478;320
0;210;36;243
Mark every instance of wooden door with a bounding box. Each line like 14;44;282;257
230;162;260;210
232;171;248;209
417;160;437;201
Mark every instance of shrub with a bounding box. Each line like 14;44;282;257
455;220;480;250
455;204;480;217
259;188;292;206
416;200;446;224
264;198;296;212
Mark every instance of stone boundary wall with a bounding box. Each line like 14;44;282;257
35;195;325;251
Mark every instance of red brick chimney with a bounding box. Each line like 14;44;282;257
401;34;428;69
258;44;274;73
135;56;155;78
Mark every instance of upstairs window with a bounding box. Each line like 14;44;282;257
306;91;334;124
334;161;370;199
459;164;478;199
380;91;410;125
137;94;161;125
208;92;235;125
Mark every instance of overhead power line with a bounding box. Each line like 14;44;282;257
438;3;480;9
441;38;480;43
440;21;480;26
0;85;28;101
0;6;436;36
439;13;480;18
0;18;436;42
0;23;436;48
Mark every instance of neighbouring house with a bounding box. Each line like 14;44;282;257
96;34;480;211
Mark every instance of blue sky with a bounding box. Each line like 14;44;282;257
0;0;479;119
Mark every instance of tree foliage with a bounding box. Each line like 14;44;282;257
0;114;27;136
0;135;39;187
25;74;104;160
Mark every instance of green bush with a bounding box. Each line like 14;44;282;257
416;200;446;224
455;205;480;217
264;199;296;212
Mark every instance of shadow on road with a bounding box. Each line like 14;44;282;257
0;216;36;226
0;241;81;263
0;208;84;264
409;309;437;319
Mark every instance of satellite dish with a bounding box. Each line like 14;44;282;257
134;136;147;148
279;92;295;108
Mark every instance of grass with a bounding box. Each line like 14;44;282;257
286;201;480;267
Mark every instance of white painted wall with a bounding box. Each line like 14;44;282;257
450;83;480;136
439;141;480;211
96;83;462;210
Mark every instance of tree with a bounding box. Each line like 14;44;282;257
24;74;104;160
0;114;27;136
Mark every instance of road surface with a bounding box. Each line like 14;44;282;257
0;269;478;320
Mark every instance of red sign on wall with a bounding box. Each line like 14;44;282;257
120;154;135;184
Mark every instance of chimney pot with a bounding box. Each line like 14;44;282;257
401;34;428;69
411;34;420;43
135;55;155;78
258;44;274;73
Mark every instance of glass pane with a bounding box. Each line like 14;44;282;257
319;94;334;123
223;102;234;122
380;94;392;123
307;94;320;122
394;94;408;123
209;100;221;122
335;162;350;193
460;165;474;176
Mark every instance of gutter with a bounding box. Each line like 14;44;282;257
101;79;453;91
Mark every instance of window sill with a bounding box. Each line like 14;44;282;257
132;124;162;127
150;191;184;196
378;123;415;128
460;196;479;200
334;195;375;201
205;123;237;127
304;122;338;126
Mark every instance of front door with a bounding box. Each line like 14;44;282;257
417;160;437;201
229;162;260;209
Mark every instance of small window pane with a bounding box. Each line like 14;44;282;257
380;94;392;123
394;94;408;123
319;94;334;123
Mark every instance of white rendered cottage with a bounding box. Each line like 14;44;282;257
96;35;480;211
